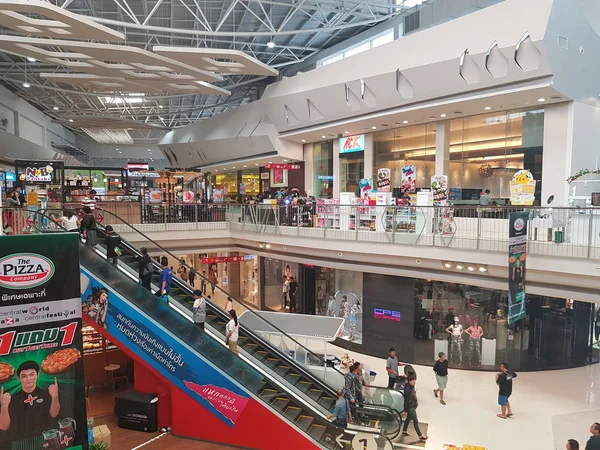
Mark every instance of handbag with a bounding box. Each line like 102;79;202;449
158;294;169;304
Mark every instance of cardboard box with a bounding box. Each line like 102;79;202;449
92;424;112;447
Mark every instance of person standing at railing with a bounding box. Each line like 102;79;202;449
82;189;97;211
4;191;19;207
480;189;492;206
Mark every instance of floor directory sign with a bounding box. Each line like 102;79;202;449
508;212;528;324
0;234;87;450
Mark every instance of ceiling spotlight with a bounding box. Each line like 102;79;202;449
232;166;236;169
403;120;409;124
283;159;287;162
467;265;476;272
22;82;30;88
265;243;271;249
456;264;464;270
243;165;247;167
301;139;306;142
267;41;275;48
484;106;492;111
321;135;326;139
255;163;259;166
443;262;453;269
538;97;546;102
371;126;377;130
159;105;164;109
440;113;447;118
69;119;74;123
53;106;59;111
344;131;349;134
26;57;36;63
268;161;272;164
478;266;488;272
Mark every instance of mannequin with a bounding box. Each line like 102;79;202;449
446;317;464;364
465;317;484;366
349;299;362;341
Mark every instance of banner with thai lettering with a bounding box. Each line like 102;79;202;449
80;268;251;427
0;234;87;450
202;255;255;265
264;163;301;170
508;212;528;324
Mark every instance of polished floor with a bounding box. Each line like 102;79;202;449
312;340;600;450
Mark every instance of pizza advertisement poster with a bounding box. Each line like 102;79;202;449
80;268;253;427
0;234;87;450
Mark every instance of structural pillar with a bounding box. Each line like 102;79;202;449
364;133;374;182
435;120;450;176
333;139;340;197
303;143;314;197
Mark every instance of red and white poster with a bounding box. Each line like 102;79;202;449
202;255;255;264
264;163;301;170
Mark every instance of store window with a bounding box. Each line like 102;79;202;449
373;124;436;194
263;258;301;312
313;141;333;198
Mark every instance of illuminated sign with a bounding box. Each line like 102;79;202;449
21;165;54;183
127;170;160;178
339;134;365;153
127;163;149;170
374;308;401;322
202;255;255;264
265;163;301;170
3;172;15;181
318;175;334;181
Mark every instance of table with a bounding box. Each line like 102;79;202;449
105;364;121;389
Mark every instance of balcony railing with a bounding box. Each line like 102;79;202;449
4;204;600;260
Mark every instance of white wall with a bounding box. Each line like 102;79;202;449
303;143;314;197
542;102;573;206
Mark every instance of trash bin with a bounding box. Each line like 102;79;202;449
554;230;564;243
114;390;159;432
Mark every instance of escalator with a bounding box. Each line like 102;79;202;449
35;210;401;449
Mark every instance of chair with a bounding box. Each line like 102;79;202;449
112;361;132;389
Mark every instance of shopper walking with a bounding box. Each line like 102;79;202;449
104;225;121;265
586;423;600;450
138;247;154;291
288;276;298;313
433;352;448;405
496;362;517;419
192;289;206;331
225;309;240;355
386;348;399;389
201;270;207;295
402;376;427;441
156;256;173;302
177;260;189;283
566;439;579;450
327;389;352;428
188;268;196;287
209;269;218;295
79;206;98;246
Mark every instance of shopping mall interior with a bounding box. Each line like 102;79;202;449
1;0;600;449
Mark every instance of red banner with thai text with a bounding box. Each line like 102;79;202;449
264;163;301;170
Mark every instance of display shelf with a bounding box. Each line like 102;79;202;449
83;326;114;355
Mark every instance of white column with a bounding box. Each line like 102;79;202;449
303;143;314;197
364;133;374;181
435;120;450;176
542;102;574;207
333;139;340;197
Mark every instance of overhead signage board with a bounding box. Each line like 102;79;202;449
340;135;365;154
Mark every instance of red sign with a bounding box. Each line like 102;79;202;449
264;163;301;170
202;256;247;264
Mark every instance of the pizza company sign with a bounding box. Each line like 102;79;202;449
0;254;55;289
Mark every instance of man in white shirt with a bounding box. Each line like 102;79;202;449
82;190;97;211
192;289;206;330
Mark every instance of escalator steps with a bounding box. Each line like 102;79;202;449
297;381;311;393
255;351;269;361
275;365;290;377
295;415;314;432
271;397;290;411
308;424;326;441
284;406;302;421
259;388;278;400
285;373;301;385
318;397;335;410
320;434;338;450
265;358;279;369
307;389;323;402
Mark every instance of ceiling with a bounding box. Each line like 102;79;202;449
0;0;410;146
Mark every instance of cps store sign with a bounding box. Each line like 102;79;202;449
0;253;55;289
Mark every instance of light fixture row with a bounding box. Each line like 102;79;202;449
259;242;271;249
442;261;488;273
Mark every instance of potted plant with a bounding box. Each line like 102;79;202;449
89;443;109;450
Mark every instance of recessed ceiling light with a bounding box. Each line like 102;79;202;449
159;105;164;109
26;57;36;63
267;41;275;48
538;97;546;102
301;139;306;142
268;161;272;164
22;82;30;88
429;116;436;120
69;119;74;122
223;168;226;170
116;148;119;151
232;166;236;169
443;262;453;269
484;106;492;111
321;135;326;139
53;106;59;111
467;265;476;272
344;131;349;134
478;266;488;272
255;163;259;166
371;126;377;130
403;120;409;124
243;165;247;167
456;264;464;270
440;113;447;118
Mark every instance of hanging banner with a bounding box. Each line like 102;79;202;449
508;212;528;324
212;189;224;203
0;234;87;450
202;255;255;264
510;169;536;205
376;168;391;192
401;165;417;193
431;175;448;206
80;268;251;427
264;164;301;170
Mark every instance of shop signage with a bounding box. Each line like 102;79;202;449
508;212;528;324
264;163;301;170
4;173;16;181
401;165;416;193
202;255;255;264
510;169;536;205
339;134;365;153
377;168;391;192
374;308;401;322
317;175;334;181
0;234;86;450
127;163;149;171
431;175;448;206
20;165;54;183
80;268;252;427
260;172;270;180
127;170;160;178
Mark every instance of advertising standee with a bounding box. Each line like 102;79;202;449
508;212;528;324
0;234;86;450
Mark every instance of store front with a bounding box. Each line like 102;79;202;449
372;108;545;204
313;141;334;198
214;169;261;202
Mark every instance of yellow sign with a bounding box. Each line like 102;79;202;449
510;169;536;205
27;190;38;206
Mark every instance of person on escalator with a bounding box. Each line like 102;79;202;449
344;363;359;420
138;247;154;291
192;290;206;331
156;256;172;301
225;309;240;356
104;225;121;265
80;206;98;246
327;389;352;428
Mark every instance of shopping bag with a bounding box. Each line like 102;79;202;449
158;294;169;304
